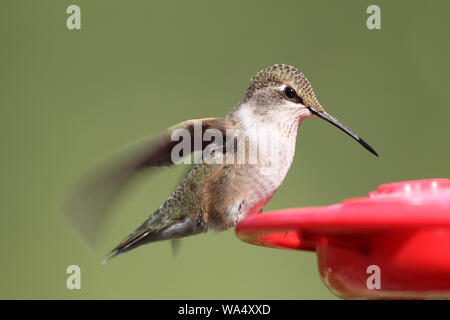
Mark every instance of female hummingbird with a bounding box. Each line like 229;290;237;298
65;64;377;262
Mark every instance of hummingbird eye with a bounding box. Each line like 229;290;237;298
283;86;304;104
284;86;296;99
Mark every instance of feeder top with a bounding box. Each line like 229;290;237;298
236;179;450;250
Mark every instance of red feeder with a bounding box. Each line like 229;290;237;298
235;179;450;299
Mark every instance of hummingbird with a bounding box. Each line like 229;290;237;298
65;64;378;262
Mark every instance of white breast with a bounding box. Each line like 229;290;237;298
234;103;299;191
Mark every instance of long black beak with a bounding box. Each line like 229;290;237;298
308;107;378;157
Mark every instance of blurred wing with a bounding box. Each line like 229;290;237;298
63;117;236;248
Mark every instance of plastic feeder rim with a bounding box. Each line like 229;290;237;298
235;179;450;299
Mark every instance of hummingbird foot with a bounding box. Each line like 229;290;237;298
196;211;208;230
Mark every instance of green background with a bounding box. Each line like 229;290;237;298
1;0;449;299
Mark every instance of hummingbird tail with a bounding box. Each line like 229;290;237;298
103;212;206;263
103;228;155;264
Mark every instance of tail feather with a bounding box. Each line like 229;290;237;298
103;229;153;264
104;208;170;263
102;214;206;264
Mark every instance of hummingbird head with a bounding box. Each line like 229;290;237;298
238;64;378;156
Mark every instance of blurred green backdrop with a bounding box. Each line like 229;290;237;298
1;0;449;299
